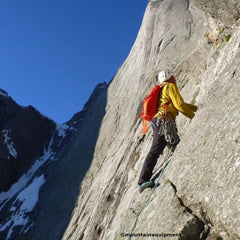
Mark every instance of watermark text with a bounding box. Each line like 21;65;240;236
120;232;182;238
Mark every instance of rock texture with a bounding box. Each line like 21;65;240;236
1;0;240;239
62;0;240;240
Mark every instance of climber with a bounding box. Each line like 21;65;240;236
138;69;197;192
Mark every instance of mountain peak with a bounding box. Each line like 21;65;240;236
0;88;8;97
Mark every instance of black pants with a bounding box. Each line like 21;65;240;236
138;118;167;185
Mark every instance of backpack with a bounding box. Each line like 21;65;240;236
138;85;161;133
138;77;176;133
139;84;172;133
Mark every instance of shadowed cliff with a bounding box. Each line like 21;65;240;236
0;82;108;240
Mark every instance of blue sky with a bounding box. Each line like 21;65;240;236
0;1;147;123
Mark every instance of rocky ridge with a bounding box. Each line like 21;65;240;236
63;0;240;240
0;83;108;240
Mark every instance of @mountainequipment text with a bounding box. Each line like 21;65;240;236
121;233;182;238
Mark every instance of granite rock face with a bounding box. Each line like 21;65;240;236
63;1;240;240
1;0;240;239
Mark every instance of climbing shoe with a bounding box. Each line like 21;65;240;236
139;181;155;193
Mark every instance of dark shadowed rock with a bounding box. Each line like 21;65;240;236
21;82;108;240
0;82;108;240
0;95;56;192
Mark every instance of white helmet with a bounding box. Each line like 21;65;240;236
157;69;172;85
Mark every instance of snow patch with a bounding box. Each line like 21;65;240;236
69;126;78;131
0;175;45;239
0;137;54;211
14;175;45;213
0;134;55;238
56;123;69;137
2;130;18;158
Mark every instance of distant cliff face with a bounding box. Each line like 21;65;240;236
0;83;108;240
0;94;56;192
62;0;240;240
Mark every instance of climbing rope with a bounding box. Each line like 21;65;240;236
126;148;173;240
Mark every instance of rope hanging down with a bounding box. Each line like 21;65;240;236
126;149;173;240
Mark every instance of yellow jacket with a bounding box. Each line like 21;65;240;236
154;83;197;120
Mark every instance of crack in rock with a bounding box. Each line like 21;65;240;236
168;181;211;240
168;181;240;239
161;35;176;52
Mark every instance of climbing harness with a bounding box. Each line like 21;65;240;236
126;148;173;240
